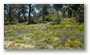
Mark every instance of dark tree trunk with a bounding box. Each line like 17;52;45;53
28;4;31;24
68;11;72;18
70;12;72;18
42;6;45;21
9;4;11;24
18;11;21;23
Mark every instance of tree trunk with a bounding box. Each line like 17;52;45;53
18;11;21;23
9;4;11;24
42;6;45;21
68;11;72;18
28;4;31;24
69;12;72;18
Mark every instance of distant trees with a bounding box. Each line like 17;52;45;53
35;4;50;21
4;4;9;22
4;4;28;23
21;4;28;22
66;4;84;23
42;4;50;21
74;4;84;23
15;4;22;23
4;4;84;24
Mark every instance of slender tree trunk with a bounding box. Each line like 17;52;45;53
70;12;72;18
68;11;72;18
28;4;31;24
18;12;21;23
9;4;11;24
42;6;45;21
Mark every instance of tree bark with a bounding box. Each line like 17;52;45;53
68;11;72;18
9;4;12;24
28;4;31;24
42;6;45;21
18;11;21;23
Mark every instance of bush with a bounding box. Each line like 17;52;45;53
35;43;47;49
15;39;22;43
64;39;84;49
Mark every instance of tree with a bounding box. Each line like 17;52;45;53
21;4;28;21
4;4;9;22
15;4;22;23
28;4;31;24
43;4;50;21
66;4;73;18
36;4;50;21
61;4;67;18
66;4;84;23
54;4;63;24
75;4;84;23
8;4;12;24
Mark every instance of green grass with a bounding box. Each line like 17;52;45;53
4;18;84;49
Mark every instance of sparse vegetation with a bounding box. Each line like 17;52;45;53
4;18;84;49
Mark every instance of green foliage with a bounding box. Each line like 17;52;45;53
35;43;47;49
4;18;84;49
37;18;43;23
15;39;22;43
4;37;15;41
16;36;23;40
26;33;34;38
64;39;84;49
66;4;84;23
4;4;84;24
75;4;84;23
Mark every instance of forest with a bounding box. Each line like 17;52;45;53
4;4;84;49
